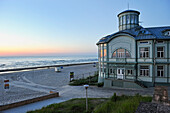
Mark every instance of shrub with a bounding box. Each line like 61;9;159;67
97;82;104;87
111;93;117;102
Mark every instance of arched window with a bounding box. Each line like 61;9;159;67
112;48;131;58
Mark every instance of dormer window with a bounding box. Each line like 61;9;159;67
164;31;170;36
162;29;170;36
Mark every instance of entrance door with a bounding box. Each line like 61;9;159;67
117;68;124;79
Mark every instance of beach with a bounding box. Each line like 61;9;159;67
0;63;97;105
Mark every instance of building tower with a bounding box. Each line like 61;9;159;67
118;10;140;31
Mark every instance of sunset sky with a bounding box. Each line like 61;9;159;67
0;0;170;56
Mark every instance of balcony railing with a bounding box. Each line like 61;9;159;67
108;74;135;81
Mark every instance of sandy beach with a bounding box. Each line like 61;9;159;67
0;63;97;105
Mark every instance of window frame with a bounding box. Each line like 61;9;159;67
157;47;164;58
140;47;149;58
157;65;164;77
140;65;150;76
126;69;133;76
140;41;149;44
112;48;131;58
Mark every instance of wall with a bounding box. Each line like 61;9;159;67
0;92;59;111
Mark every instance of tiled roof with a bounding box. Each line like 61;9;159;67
97;26;170;45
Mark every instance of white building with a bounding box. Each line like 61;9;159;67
96;9;170;88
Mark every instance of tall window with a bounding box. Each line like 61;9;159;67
119;16;122;25
140;47;149;58
157;47;164;58
140;66;149;76
123;15;126;24
157;66;164;77
134;15;137;24
112;49;130;58
126;15;130;24
131;15;134;24
126;70;133;75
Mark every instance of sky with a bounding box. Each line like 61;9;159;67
0;0;170;56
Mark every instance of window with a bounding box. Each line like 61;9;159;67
117;49;125;58
113;51;116;57
104;49;107;57
157;41;164;43
126;70;133;75
120;16;122;25
157;66;164;77
100;49;103;57
112;49;131;58
140;47;149;58
164;31;170;36
134;15;137;24
140;41;149;44
157;47;164;58
131;15;134;24
110;69;112;74
126;51;130;58
126;15;130;24
140;66;149;76
123;15;126;24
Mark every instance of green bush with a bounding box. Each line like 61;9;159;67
69;75;98;86
111;93;117;102
97;82;104;87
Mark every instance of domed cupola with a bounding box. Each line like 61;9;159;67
118;10;140;31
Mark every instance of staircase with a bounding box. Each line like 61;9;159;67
135;78;147;88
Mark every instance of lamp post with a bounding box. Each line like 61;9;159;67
84;84;89;112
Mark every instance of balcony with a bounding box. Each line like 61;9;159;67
116;58;126;62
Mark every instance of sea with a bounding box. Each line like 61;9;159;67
0;55;98;70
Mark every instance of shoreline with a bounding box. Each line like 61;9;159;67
0;62;98;73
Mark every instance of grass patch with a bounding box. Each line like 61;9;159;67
69;74;98;86
27;98;108;113
94;93;152;113
27;94;152;113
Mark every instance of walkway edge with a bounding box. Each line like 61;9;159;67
0;92;59;111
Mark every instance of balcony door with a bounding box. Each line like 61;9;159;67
117;68;124;79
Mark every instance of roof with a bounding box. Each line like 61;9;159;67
117;10;140;17
96;26;170;45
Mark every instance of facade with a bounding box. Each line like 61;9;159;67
96;10;170;88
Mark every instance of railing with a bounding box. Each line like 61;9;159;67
116;58;126;62
108;74;135;81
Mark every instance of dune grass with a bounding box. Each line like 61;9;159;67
27;93;152;113
94;93;152;113
27;98;108;113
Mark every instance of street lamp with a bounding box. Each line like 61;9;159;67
84;84;89;112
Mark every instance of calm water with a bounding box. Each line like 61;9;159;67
0;56;98;70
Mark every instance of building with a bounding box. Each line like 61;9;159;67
96;9;170;88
